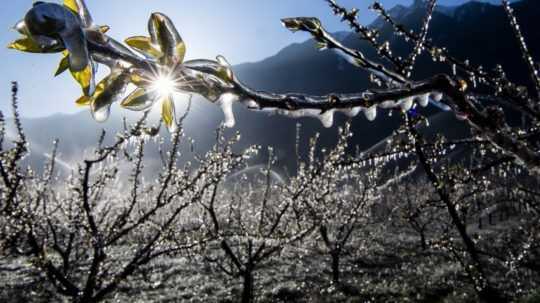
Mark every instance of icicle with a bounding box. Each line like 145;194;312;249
398;97;413;111
318;109;335;128
415;93;430;107
218;93;238;128
339;107;362;117
362;106;377;121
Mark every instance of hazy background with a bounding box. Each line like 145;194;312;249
0;0;506;118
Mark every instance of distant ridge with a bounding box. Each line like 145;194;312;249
9;0;539;172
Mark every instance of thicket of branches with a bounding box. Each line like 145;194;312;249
2;0;540;302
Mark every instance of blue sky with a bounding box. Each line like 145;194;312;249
0;0;502;117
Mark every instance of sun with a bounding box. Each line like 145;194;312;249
151;74;177;97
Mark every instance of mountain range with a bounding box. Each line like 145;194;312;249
6;0;539;174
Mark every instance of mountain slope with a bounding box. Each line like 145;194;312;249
8;0;539;172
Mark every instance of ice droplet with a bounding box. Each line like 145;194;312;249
415;93;430;107
92;105;111;123
362;106;377;121
399;97;413;111
218;93;238;128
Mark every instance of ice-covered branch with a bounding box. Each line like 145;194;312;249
403;0;437;77
8;1;450;130
502;0;540;100
325;0;405;71
280;17;408;84
370;0;540;116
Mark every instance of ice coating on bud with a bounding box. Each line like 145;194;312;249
318;109;335;128
25;2;90;71
415;93;430;107
281;17;322;33
363;106;377;121
399;97;414;111
216;55;231;67
13;20;29;35
121;88;158;112
218;93;238;128
148;12;184;64
216;55;234;81
68;0;95;28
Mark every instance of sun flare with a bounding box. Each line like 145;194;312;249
151;75;177;97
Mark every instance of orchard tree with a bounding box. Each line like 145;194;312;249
198;147;313;303
0;83;257;302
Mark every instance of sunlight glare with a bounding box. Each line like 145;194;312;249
151;75;177;97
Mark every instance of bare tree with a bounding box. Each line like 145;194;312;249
0;83;257;302
288;124;379;288
198;146;313;303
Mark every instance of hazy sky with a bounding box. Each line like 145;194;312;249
0;0;503;117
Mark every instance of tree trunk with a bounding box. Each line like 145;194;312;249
420;233;427;251
331;252;340;285
241;270;254;303
411;128;507;303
